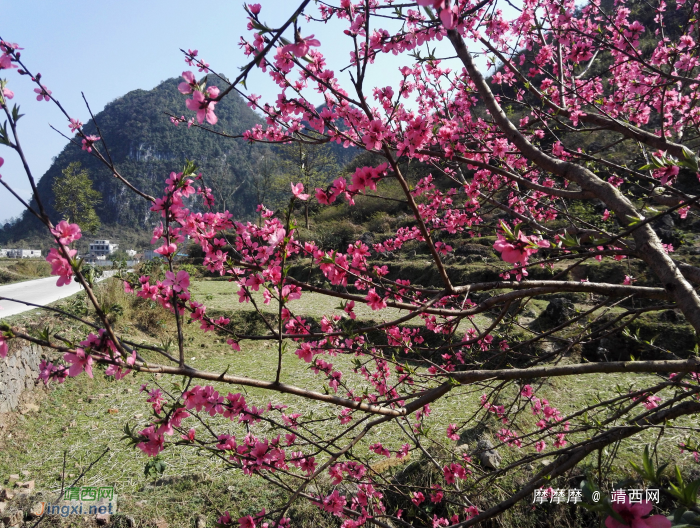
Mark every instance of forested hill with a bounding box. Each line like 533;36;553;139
1;78;272;244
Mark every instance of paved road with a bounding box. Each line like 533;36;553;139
0;271;119;319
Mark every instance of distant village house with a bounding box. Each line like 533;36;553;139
88;239;118;257
2;249;42;258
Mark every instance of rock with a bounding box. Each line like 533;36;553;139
7;476;19;483
0;510;22;527
656;214;674;228
195;514;207;528
479;449;502;470
476;438;501;470
540;298;575;326
28;502;45;519
96;512;111;525
0;502;6;514
19;471;29;477
359;232;374;245
16;480;34;491
0;489;14;501
653;214;675;242
155;518;169;528
660;309;680;323
596;347;610;361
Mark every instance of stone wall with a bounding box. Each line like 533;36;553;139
0;344;42;413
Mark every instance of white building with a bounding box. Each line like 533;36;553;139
7;249;42;258
89;239;118;256
0;249;8;258
125;249;137;258
82;253;107;263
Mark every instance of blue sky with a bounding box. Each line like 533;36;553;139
0;0;493;225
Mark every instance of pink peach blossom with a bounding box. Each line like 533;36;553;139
51;220;82;245
281;34;321;57
291;182;309;200
605;497;670;528
186;90;218;125
63;347;93;378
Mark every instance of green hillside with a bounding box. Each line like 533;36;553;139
0;78;271;248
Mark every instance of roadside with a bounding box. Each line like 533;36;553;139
0;259;52;287
0;270;121;319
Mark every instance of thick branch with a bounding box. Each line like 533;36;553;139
446;28;700;333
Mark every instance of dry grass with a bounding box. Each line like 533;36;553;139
0;278;696;526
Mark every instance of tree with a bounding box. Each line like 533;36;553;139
52;161;101;235
249;153;278;224
3;2;700;527
276;133;339;228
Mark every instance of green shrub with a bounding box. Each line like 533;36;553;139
178;263;201;278
0;269;15;284
366;211;393;233
316;219;359;250
347;180;406;223
314;204;349;223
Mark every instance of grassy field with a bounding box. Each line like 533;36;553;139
0;258;52;285
0;276;694;527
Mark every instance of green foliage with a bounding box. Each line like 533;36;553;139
139;258;165;281
78;263;104;288
626;446;700;525
178;263;200;278
315;219;359;249
144;455;167;481
630;446;668;484
668;465;700;511
367;211;393;233
272;134;340;227
52;161;102;234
